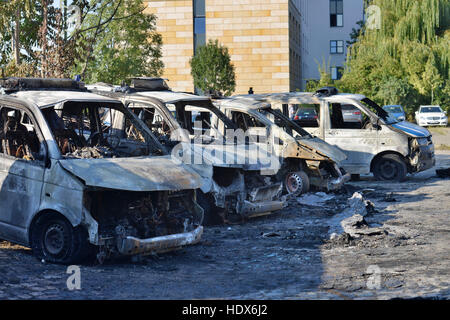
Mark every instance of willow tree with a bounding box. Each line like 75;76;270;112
339;0;450;114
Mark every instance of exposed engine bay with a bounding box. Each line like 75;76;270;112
210;167;283;220
85;189;204;259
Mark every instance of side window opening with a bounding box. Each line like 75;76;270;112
0;107;43;161
292;104;320;128
191;111;212;135
231;111;265;131
329;103;368;129
128;103;172;140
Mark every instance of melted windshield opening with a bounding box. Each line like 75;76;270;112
43;101;165;159
360;98;398;125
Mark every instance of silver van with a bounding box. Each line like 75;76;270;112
214;95;350;194
0;78;204;264
246;88;435;181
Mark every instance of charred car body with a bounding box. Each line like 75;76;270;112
253;88;435;181
88;78;286;224
214;94;350;194
0;78;204;264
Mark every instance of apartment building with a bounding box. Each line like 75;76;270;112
298;0;365;89
145;0;364;94
146;0;302;94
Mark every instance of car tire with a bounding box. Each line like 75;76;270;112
31;214;90;265
373;154;407;182
284;170;310;196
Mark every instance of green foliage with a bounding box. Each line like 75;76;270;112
0;0;41;68
0;0;164;82
329;0;450;116
72;0;163;84
305;60;336;92
190;39;236;96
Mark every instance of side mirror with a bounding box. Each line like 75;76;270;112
373;119;382;130
45;155;52;169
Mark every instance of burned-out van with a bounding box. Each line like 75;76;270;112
0;78;204;264
214;95;350;194
236;88;435;181
88;78;286;224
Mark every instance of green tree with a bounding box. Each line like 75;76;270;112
0;0;164;81
337;0;450;113
71;0;163;83
0;0;40;73
190;39;236;96
305;60;336;92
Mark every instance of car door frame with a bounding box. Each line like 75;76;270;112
0;99;49;245
320;99;380;174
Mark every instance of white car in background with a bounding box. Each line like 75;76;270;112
415;105;448;127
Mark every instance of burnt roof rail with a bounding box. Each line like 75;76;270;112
315;86;339;97
0;77;86;93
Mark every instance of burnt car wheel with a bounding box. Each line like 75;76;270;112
31;214;90;264
373;154;407;181
197;191;226;225
285;171;310;196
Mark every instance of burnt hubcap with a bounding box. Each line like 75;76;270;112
44;224;66;255
380;160;397;179
286;173;303;194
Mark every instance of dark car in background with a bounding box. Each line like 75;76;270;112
292;106;319;127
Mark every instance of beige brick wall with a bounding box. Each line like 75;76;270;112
205;0;290;94
146;1;195;93
147;0;295;95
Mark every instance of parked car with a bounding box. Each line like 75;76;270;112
415;105;448;127
292;106;319;127
214;95;350;195
383;105;406;122
341;104;363;123
0;77;205;264
88;78;286;224
266;87;435;181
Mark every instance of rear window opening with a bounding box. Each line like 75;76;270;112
0;107;46;161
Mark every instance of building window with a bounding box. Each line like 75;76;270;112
330;0;343;27
331;66;343;80
193;0;206;53
330;40;344;54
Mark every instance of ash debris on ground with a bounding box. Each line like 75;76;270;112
0;152;449;300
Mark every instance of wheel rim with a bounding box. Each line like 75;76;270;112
285;172;303;194
379;160;397;180
44;224;67;256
